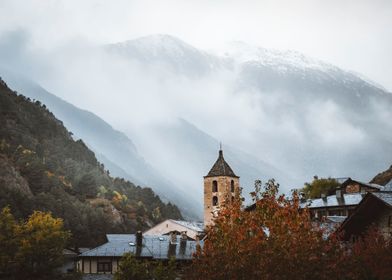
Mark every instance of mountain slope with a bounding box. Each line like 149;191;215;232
104;35;392;186
1;34;392;211
0;77;182;247
370;165;392;186
0;70;198;219
130;118;290;206
106;34;228;77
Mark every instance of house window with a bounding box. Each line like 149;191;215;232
328;209;341;216
231;180;235;192
97;261;112;273
212;180;218;192
212;196;218;206
388;216;392;228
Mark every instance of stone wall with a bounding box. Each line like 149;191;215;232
376;208;392;240
204;176;240;227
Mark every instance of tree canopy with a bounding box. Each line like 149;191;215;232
114;253;177;280
187;180;392;280
0;207;70;279
0;79;182;248
300;176;340;199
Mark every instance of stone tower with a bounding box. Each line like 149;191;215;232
204;149;240;228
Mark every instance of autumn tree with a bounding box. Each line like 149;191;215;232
114;253;177;280
187;179;348;280
15;211;70;278
347;228;392;279
114;253;150;280
0;206;18;275
0;207;70;279
301;176;339;199
152;257;177;280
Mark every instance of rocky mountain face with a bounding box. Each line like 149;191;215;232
371;165;392;186
0;78;182;247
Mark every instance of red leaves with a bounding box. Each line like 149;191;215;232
188;180;392;280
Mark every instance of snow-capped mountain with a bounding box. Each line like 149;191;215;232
1;34;391;218
106;34;228;77
103;35;392;190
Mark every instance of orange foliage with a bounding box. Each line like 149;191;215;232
188;180;392;280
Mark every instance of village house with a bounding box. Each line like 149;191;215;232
339;187;392;241
77;231;202;275
302;177;385;220
76;148;238;275
76;148;392;276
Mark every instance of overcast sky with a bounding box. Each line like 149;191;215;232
0;0;391;91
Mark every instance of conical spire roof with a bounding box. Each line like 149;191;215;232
205;149;239;178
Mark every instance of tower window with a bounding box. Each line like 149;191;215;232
212;180;218;192
231;180;235;192
212;196;218;206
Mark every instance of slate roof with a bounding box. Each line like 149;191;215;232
205;150;238;178
170;220;204;232
372;192;392;207
384;179;392;191
79;234;202;260
341;178;384;191
301;193;364;209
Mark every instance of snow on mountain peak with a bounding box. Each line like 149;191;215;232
111;34;202;58
215;41;336;72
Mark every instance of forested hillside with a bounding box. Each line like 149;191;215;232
0;78;182;247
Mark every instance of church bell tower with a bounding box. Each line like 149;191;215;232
204;148;240;228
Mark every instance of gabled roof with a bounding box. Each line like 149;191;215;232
170;220;204;232
371;192;392;207
205;150;238;178
339;192;392;240
80;234;203;260
143;219;204;240
300;193;363;209
341;178;384;191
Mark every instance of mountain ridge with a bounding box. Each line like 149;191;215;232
1;33;391;211
0;77;182;247
0;70;200;219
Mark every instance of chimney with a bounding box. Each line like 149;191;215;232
179;231;187;256
299;191;306;203
168;231;177;258
170;231;177;244
321;193;327;202
180;231;188;242
136;231;143;247
336;188;342;199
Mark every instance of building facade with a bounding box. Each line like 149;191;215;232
302;178;385;220
204;149;240;227
339;192;392;241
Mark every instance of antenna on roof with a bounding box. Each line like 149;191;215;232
219;142;222;151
